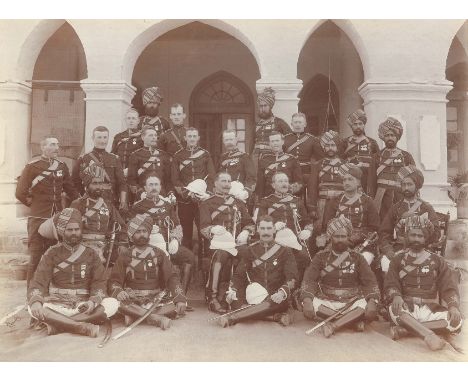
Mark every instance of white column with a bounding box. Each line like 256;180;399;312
256;78;303;125
80;80;136;152
359;80;455;215
0;80;31;233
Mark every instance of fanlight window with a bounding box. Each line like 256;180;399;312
197;80;247;105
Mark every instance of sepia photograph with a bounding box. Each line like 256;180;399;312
0;1;467;368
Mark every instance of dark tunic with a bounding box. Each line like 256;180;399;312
111;129;144;170
138;115;170;137
158;126;187;157
253;116;291;154
218;149;256;193
283;132;321;175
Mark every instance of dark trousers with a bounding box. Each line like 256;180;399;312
177;200;202;259
170;245;197;267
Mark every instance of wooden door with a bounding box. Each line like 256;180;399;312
192;113;223;167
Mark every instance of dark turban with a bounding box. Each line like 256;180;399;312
80;162;106;187
403;212;435;241
347;109;367;126
378;117;403;141
53;208;82;237
326;215;353;238
320;130;342;149
338;163;362;180
128;214;153;238
398;165;424;190
142;87;163;106
257;87;276;108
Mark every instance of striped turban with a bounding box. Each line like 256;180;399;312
338;163;362;180
142;87;163;106
80;162;106;187
257;87;276;108
53;208;82;237
326;215;353;238
398;165;424;190
128;214;153;239
320;130;342;149
378;117;403;141
403;212;435;240
347;109;367;126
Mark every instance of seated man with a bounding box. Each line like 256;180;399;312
108;214;187;330
300;216;380;338
28;208;118;338
384;214;463;351
217;215;298;327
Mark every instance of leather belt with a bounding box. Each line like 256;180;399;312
82;234;106;240
133;289;161;297
319;285;360;301
49;287;90;296
404;296;439;305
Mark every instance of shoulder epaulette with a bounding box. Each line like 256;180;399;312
28;157;42;165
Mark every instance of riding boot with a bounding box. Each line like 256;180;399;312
315;304;339;320
181;263;194;312
42;308;99;337
71;305;108;325
219;300;287;327
396;312;446;351
206;261;227;314
322;307;365;338
118;303;147;326
391;319;450;340
146;314;171;330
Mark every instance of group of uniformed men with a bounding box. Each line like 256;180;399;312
15;85;463;351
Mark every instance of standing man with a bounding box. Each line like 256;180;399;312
300;216;380;337
16;136;79;286
159;103;188;156
200;172;255;313
379;165;440;272
283;112;321;199
108;214;187;329
374;117;415;218
252;87;291;170
138;86;170;136
172;127;216;252
217;215;298;328
384;214;462;351
72;126;128;211
28;208;118;337
342;109;379;197
256;131;302;198
127;127;172;197
111;108;143;174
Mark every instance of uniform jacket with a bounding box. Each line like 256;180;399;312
111;129;144;170
283;132;321;174
376;147;415;190
253;116;291;153
138;115;170;137
127;147;172;191
218;149;256;192
158;126;187;156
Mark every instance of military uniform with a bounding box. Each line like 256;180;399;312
71;148;127;206
158;125;187;157
111;129;143;171
127;147;172;194
256;152;302;198
343;135;379;196
16;156;79;285
171;146;216;251
374;148;415;218
138;115;170;138
218;149;256;194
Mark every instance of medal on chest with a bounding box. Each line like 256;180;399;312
80;264;86;279
341;261;355;274
99;207;109;216
393;157;402;164
272;259;278;266
420;265;430;274
132;139;137;145
56;170;63;177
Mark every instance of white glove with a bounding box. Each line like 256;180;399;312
381;255;391;272
316;234;328;248
298;229;312;241
271;289;287;304
361;251;375;265
168;239;179;255
274;221;286;231
236;230;250;245
123;168;128;177
226;288;238;305
211;225;227;235
140;191;147;200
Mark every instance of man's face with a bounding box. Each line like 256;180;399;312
169;106;186;126
143;129;157;147
144;102;160;117
93;131;109;149
331;228;350;253
223;132;237;151
291;116;306;133
87;178;106;198
126;111;139;130
144;177;161;197
269;134;284;153
383;131;397;148
257;220;275;243
407;228;426;252
342;174;359;193
272;173;289;194
186;130;200;147
132;227;150;246
214;173;232;194
258;100;272;119
42;138;59;158
323;142;338;157
63;222;82;246
401;177;417;199
351;120;365;136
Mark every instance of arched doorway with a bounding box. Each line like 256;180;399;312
31;22;87;168
189;71;254;167
297;20;364;137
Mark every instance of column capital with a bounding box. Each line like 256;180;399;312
0;80;32;104
80;80;136;105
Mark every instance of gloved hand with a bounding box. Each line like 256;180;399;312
271;289;287;304
175;302;186;316
365;299;378;321
226;288;238;305
30;302;45;320
168;239;179;255
298;229;312;241
236;230;250;245
274;221;286;231
391;295;407;316
380;255;391;272
361;251;375;265
77;300;95;315
211;225;227;235
316;234;328;248
447;306;462;328
117;290;130;302
140;191;147;200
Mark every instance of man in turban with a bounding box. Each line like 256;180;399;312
29;208;119;337
300;215;380;338
108;214;187;330
342;109;379;196
252;87;291;172
374;117;415;219
379;165;440;273
138;86;170;137
384;214;463;351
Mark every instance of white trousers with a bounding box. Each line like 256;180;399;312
28;297;119;319
313;297;368;312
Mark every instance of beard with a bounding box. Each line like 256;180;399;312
403;190;416;198
332;241;348;253
65;234;81;246
353;128;364;136
408;241;425;252
385;140;396;148
133;236;150;246
87;188;103;198
145;105;160;117
258;110;273;120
